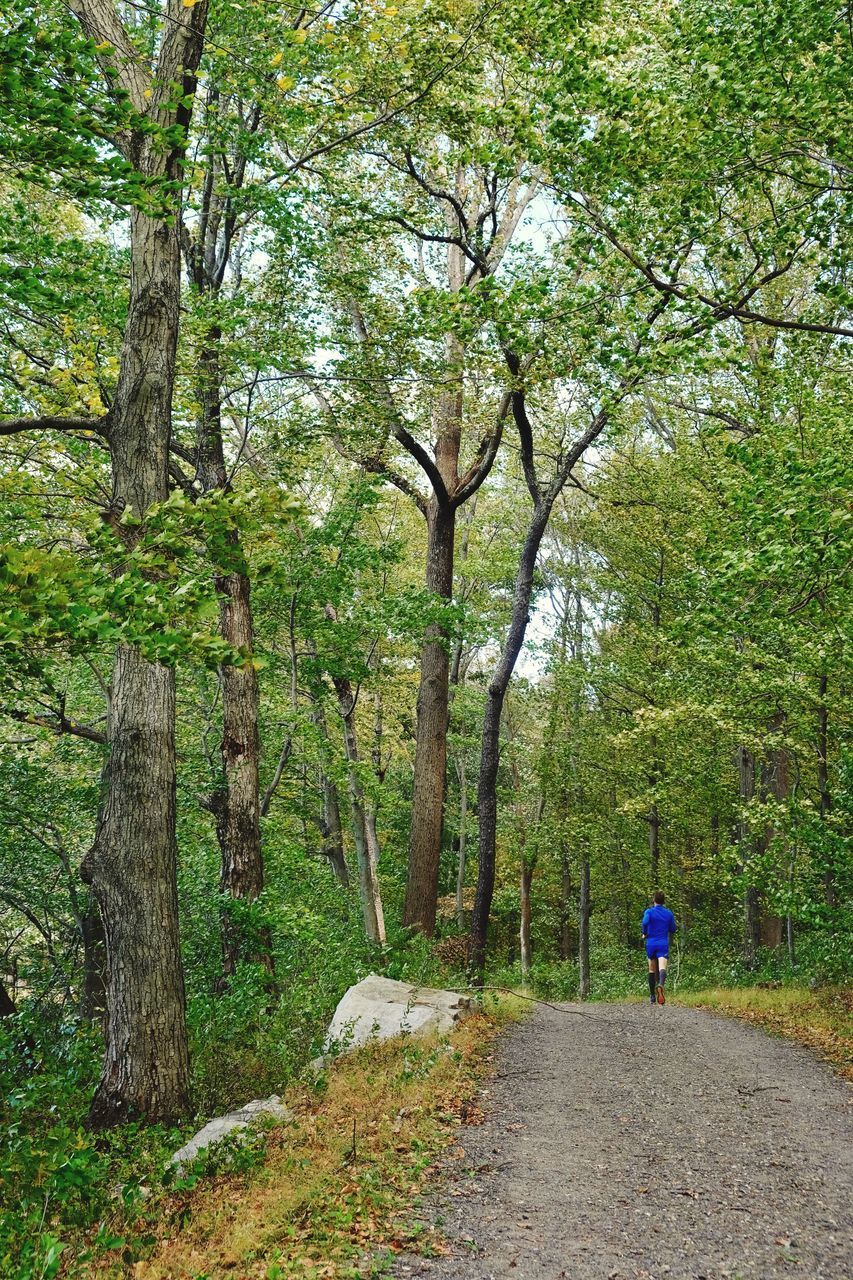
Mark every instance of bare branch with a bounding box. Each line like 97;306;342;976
346;299;451;505
575;196;853;339
501;349;540;504
260;736;293;817
0;414;110;439
451;389;510;510
4;707;107;745
310;378;429;514
665;398;754;435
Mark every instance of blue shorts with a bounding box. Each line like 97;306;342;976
645;939;669;960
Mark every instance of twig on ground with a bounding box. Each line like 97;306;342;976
448;985;604;1020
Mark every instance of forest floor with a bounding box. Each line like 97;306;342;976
390;1000;853;1280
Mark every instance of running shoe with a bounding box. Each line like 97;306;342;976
656;983;665;1005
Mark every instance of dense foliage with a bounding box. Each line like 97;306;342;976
0;0;849;1273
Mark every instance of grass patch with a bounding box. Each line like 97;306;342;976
86;995;524;1279
680;985;853;1081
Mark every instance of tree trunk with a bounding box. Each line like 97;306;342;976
737;744;761;969
756;712;789;954
83;645;189;1127
332;675;385;945
0;981;16;1020
404;501;455;934
79;899;106;1023
216;569;267;975
817;673;835;906
310;699;350;886
82;201;192;1127
559;851;572;959
26;0;212;1127
364;686;384;891
194;329;268;977
470;503;550;974
455;756;468;927
520;862;533;981
323;772;350;886
578;855;591;1000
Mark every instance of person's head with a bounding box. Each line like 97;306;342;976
653;890;665;905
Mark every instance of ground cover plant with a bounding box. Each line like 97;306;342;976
0;0;850;1274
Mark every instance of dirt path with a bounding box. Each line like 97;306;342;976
394;1002;852;1280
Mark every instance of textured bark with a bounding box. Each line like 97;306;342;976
344;213;511;934
469;390;612;975
404;501;455;934
75;0;209;1126
578;856;591;1000
648;797;660;886
83;647;188;1126
84;206;191;1126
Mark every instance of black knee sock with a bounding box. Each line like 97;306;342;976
659;969;667;987
648;972;657;998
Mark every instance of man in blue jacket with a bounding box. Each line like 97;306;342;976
642;891;677;1005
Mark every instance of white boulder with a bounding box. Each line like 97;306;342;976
169;1095;291;1172
324;973;472;1055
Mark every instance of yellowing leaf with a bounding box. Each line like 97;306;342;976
270;50;284;66
276;75;295;92
291;27;308;44
182;0;200;8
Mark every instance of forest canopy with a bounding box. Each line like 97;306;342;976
0;0;850;1272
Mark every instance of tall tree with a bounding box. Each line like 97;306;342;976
0;0;210;1123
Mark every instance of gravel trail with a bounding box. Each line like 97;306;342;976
394;1002;852;1280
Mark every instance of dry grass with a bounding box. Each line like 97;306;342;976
680;985;853;1082
86;998;524;1279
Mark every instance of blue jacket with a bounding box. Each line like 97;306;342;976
642;904;676;941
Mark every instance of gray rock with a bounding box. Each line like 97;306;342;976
325;974;473;1055
169;1095;291;1172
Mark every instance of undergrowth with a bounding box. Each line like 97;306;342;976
77;996;521;1279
